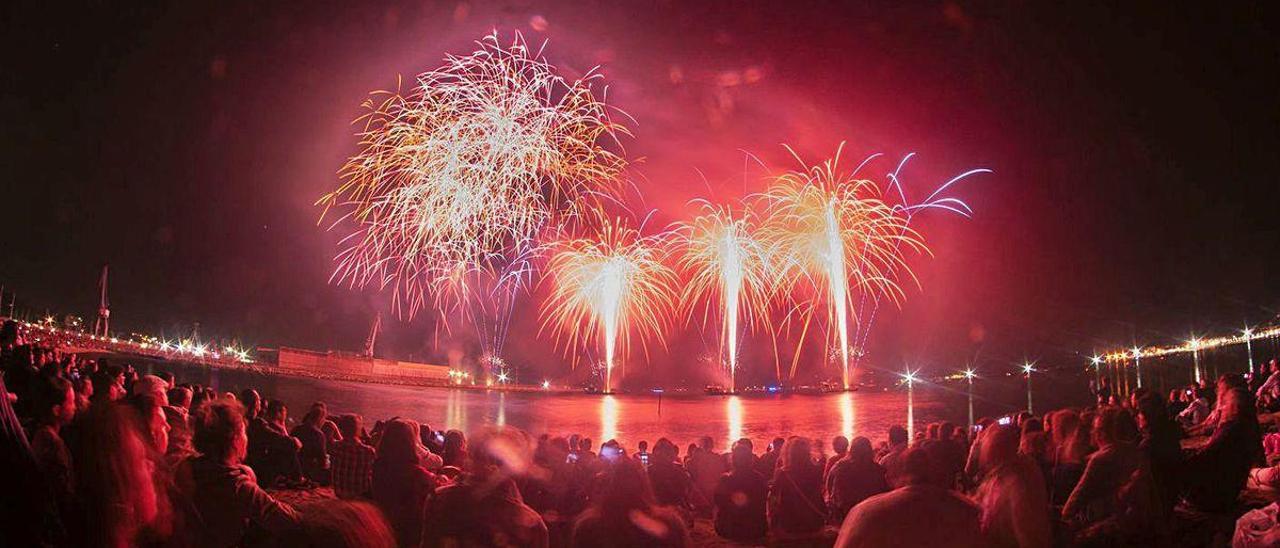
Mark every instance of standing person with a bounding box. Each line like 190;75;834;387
826;437;890;524
972;424;1051;548
688;435;727;515
177;399;299;548
878;425;910;487
823;435;850;493
330;414;375;499
835;443;984;548
713;442;769;544
29;375;77;510
1134;392;1183;515
648;438;695;518
372;419;437;548
423;427;548;548
571;457;689;547
291;402;330;484
768;437;826;541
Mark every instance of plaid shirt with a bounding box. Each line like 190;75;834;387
330;438;375;499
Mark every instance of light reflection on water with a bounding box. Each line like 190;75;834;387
151;362;963;448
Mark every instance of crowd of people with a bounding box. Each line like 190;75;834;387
5;318;1280;547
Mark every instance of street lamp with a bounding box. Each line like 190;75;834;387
1022;362;1035;413
902;369;918;439
963;368;976;432
1189;337;1202;384
1131;347;1142;389
1090;355;1103;387
1245;326;1256;375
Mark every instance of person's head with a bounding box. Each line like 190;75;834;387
73;403;165;545
769;437;785;452
131;395;171;455
1169;389;1182;403
979;424;1019;471
91;367;126;402
1271;359;1279;374
699;435;715;452
168;386;193;410
155;371;175;390
888;425;908;446
192;399;249;464
1050;409;1081;446
939;422;958;441
779;436;813;471
266;399;288;423
734;438;754;454
34;374;75;427
899;442;948;488
731;442;754;471
303;402;327;427
375;419;421;468
335;414;362;441
653;437;678;463
581;437;593;452
1134;392;1171;433
442;429;467;458
468;426;533;480
240;389;261;417
1221;387;1256;422
686;442;698;456
592;456;656;517
1092;406;1136;448
1021;416;1043;435
637;440;648;452
849;436;874;464
926;423;940;439
131;375;169;407
831;435;850;455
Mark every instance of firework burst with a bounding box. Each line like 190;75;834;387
317;32;629;331
760;144;928;389
673;201;776;392
540;217;677;392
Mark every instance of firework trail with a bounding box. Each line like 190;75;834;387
673;201;775;392
317;32;629;361
760;144;929;390
540;216;677;392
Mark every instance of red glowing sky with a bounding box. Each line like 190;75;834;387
4;1;1279;383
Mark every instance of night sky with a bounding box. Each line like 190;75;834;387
3;1;1279;384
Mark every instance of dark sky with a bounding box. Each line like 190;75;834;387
3;1;1279;383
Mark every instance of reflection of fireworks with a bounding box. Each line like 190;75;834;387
761;144;980;389
674;202;774;393
318;32;628;325
541;217;677;392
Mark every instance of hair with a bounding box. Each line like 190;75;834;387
731;442;754;470
468;426;533;478
1093;406;1137;447
653;438;679;462
288;500;395;548
442;429;468;467
778;437;815;472
168;386;193;409
831;435;850;454
979;424;1020;471
132;375;168;403
375;419;420;468
265;399;288;419
72;402;166;546
590;456;656;516
899;442;947;487
888;425;908;445
335;414;361;440
191;399;247;462
302;402;327;427
848;436;874;464
33;374;73;424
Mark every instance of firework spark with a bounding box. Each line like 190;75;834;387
317;32;629;335
540;217;677;393
673;201;775;393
